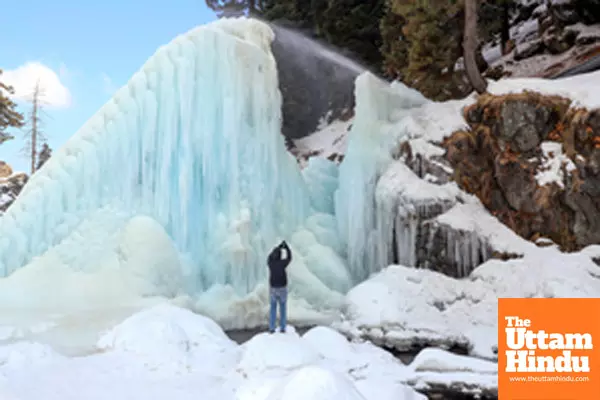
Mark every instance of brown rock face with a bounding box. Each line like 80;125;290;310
0;161;13;178
444;92;600;251
0;162;28;215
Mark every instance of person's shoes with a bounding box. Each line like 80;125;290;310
269;330;275;334
280;328;286;333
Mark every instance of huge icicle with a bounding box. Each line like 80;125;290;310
334;73;429;282
0;19;312;296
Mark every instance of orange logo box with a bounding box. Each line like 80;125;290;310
498;298;600;400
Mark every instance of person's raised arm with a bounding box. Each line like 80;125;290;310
282;241;292;268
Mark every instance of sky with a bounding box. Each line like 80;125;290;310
0;0;216;173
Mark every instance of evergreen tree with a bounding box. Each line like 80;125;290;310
36;143;52;170
205;0;263;17
0;69;24;144
383;0;466;100
208;0;385;73
380;1;409;78
319;0;385;71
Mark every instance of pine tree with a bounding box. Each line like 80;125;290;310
384;0;466;100
319;0;385;71
0;69;24;145
380;1;409;78
36;143;52;170
205;0;263;17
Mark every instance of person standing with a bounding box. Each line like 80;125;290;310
267;240;292;333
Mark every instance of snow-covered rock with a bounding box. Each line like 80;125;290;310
405;348;498;399
336;247;600;360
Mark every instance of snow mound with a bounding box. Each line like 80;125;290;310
0;342;64;371
267;365;366;400
302;326;353;360
302;325;416;400
409;348;497;374
302;325;403;372
97;303;236;359
238;330;321;373
406;349;498;397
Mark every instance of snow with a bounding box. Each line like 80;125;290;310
535;141;576;188
97;304;236;372
0;304;501;400
483;45;503;64
410;348;497;374
294;119;351;167
266;366;366;400
237;329;321;373
487;70;600;108
567;23;600;41
434;199;536;256
511;19;539;46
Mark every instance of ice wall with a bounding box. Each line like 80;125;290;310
0;19;312;296
334;74;429;281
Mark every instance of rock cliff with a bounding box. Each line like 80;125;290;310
444;92;600;251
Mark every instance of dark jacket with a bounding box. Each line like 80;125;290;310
267;241;292;288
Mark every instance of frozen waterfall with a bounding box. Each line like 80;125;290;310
0;19;314;296
0;17;445;329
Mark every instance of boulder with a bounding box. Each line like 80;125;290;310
514;39;545;61
542;29;578;54
498;96;565;152
445;92;600;251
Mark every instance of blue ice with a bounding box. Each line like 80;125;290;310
0;19;312;297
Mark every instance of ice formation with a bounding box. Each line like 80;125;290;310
0;18;351;323
334;74;430;280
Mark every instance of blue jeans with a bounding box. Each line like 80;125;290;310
269;286;287;332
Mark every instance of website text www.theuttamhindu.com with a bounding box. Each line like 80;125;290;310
509;376;590;383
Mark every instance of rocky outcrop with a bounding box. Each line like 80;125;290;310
372;139;527;279
491;0;600;78
0;162;28;215
444;92;600;251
